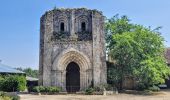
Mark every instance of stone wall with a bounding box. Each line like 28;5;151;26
39;8;107;91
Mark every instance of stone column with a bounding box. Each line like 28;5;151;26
80;70;83;90
70;10;75;36
70;10;77;40
62;71;66;91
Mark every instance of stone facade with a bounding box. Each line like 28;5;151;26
165;48;170;66
39;8;107;91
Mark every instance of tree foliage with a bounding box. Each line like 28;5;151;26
105;14;134;51
106;15;170;90
16;67;38;78
0;75;26;92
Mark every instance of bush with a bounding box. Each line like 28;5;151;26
93;86;103;92
0;76;4;90
0;91;20;100
32;86;40;93
16;76;26;91
103;84;113;91
0;96;11;100
39;86;46;92
46;86;60;93
0;91;6;97
0;75;26;92
85;87;94;95
136;83;146;91
93;84;113;92
32;86;61;93
148;85;160;92
11;95;20;100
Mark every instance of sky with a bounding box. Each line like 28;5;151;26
0;0;170;69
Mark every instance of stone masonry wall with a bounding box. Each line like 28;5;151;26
39;8;107;90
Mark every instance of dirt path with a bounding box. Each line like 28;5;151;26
19;90;170;100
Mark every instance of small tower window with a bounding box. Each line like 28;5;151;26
81;22;86;31
60;22;65;31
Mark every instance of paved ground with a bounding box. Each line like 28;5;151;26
19;90;170;100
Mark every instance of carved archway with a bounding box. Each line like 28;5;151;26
52;48;91;91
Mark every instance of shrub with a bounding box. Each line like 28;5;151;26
0;96;11;100
32;86;61;93
46;86;60;93
39;86;46;92
0;91;19;100
0;76;4;90
11;95;20;100
93;86;103;92
93;84;113;92
0;75;26;92
16;75;26;91
32;86;40;93
136;83;146;91
85;87;94;95
148;85;160;92
0;91;6;97
102;84;113;91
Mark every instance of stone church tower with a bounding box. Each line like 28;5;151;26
39;8;106;92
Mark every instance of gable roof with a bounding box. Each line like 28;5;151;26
165;48;170;64
0;63;25;74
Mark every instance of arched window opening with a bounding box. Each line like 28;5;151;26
81;22;86;31
60;22;65;31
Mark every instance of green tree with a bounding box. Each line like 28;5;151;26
106;15;170;90
16;67;38;78
23;68;38;78
0;75;26;92
105;14;134;51
105;15;137;90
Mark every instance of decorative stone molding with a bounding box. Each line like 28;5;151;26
51;48;91;90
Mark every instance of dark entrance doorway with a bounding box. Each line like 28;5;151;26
66;62;80;93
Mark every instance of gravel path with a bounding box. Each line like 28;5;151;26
19;90;170;100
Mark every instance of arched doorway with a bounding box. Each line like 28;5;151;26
66;62;80;93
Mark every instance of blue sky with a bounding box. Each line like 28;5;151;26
0;0;170;69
